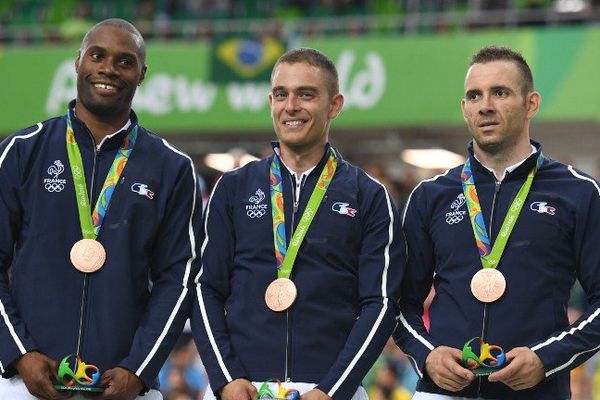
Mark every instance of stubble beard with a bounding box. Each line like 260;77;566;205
80;93;133;120
470;123;505;157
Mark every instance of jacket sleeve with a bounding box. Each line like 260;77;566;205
118;157;203;388
531;174;600;378
393;182;441;379
316;179;405;400
191;174;248;395
0;127;42;377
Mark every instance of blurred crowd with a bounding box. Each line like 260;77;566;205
2;0;600;45
159;332;206;400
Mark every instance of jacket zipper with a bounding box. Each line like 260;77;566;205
284;173;307;381
75;134;98;356
478;178;501;395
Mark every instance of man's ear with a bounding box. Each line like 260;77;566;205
75;51;81;74
526;91;541;120
329;93;345;119
460;98;468;122
138;64;147;86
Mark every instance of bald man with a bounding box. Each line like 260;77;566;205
0;19;201;400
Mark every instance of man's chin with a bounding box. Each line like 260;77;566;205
86;102;129;118
474;138;503;153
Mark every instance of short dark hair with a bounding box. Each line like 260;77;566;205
470;46;533;94
81;18;146;64
271;47;339;96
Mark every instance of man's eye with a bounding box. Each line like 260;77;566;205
299;92;314;99
467;93;479;101
495;89;508;97
273;92;287;99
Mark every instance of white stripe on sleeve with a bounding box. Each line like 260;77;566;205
328;175;395;396
0;123;43;355
194;176;234;382
135;139;198;376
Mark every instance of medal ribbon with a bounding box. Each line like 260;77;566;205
66;110;138;239
270;149;337;279
461;153;543;269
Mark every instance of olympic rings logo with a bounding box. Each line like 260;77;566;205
45;182;65;192
247;209;266;218
445;215;463;224
72;165;83;179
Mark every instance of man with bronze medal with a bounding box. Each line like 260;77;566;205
394;46;600;399
0;19;201;399
192;48;405;400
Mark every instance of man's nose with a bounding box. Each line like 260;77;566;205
285;94;300;112
479;94;495;114
98;58;118;76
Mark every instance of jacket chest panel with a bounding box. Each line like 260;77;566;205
232;182;362;268
429;186;575;277
23;144;164;244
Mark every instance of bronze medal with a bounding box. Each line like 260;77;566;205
265;278;297;312
70;239;106;273
470;268;506;303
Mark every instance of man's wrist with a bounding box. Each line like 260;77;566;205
13;351;40;372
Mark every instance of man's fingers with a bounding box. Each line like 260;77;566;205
488;363;515;382
426;346;476;392
449;361;475;380
500;376;526;390
442;370;472;388
438;378;461;392
437;374;471;392
488;347;545;391
99;370;114;387
442;353;475;382
219;378;256;400
243;384;257;399
49;360;60;382
489;349;526;382
433;361;474;390
35;382;63;400
102;384;116;396
31;375;59;400
244;383;258;400
448;348;476;380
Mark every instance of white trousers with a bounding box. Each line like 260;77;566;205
412;392;491;400
0;376;163;399
203;381;368;400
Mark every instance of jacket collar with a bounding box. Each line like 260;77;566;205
467;140;543;181
270;141;341;179
67;99;139;152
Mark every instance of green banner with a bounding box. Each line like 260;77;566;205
0;26;599;135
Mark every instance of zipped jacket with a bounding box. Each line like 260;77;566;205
0;102;202;389
394;141;600;399
192;144;405;400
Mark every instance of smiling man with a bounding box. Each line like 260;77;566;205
192;48;405;400
394;46;600;399
0;19;201;400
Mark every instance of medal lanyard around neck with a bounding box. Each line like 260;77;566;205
66;110;138;239
461;153;543;269
66;110;138;357
270;149;337;279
